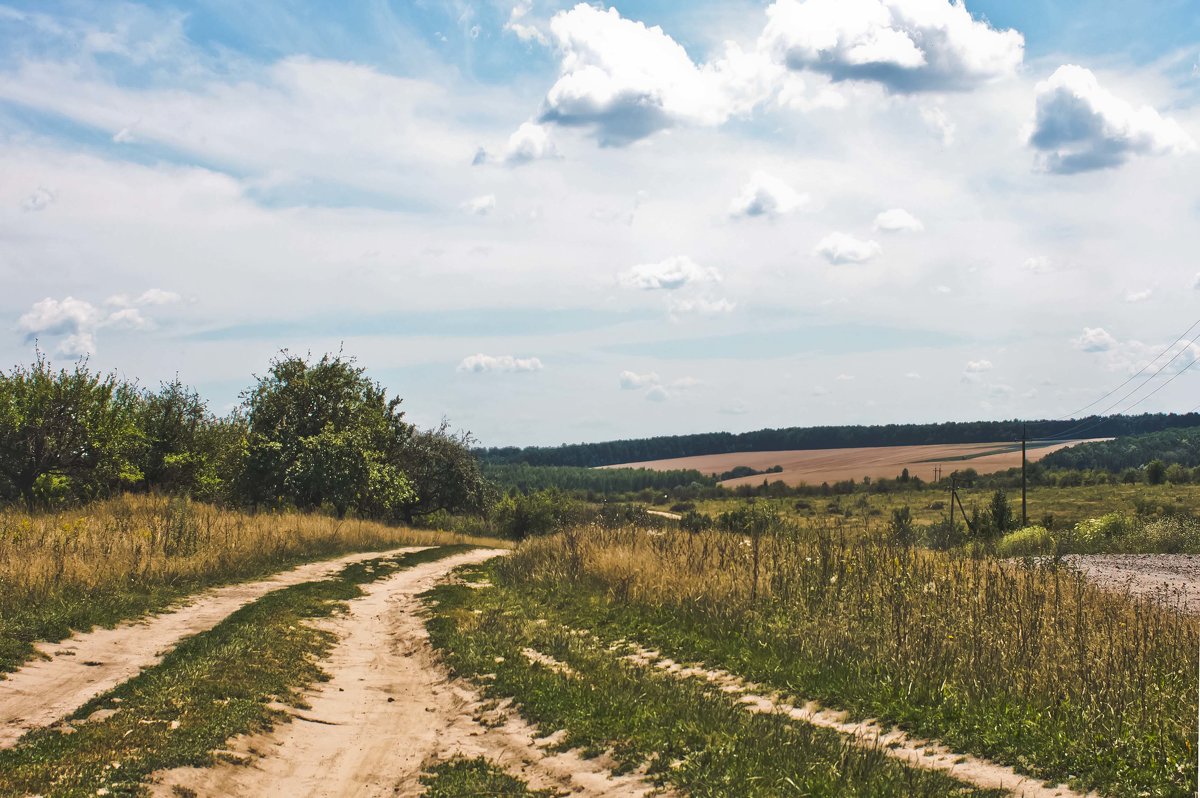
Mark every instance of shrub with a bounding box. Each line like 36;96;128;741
996;525;1055;557
1066;512;1132;552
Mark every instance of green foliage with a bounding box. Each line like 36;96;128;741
400;422;492;521
482;462;716;495
421;757;554;798
0;351;141;508
491;489;582;539
1042;425;1200;473
887;506;915;546
1146;459;1167;485
995;525;1056;557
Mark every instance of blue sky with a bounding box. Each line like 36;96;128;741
2;1;1198;445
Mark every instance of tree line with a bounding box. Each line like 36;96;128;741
1039;426;1200;474
478;413;1200;468
481;463;716;495
0;350;489;521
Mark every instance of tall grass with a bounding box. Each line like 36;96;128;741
502;520;1198;796
0;494;506;672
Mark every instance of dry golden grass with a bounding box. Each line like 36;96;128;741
0;494;507;671
605;440;1100;486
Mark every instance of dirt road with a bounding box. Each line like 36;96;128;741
0;547;421;749
151;549;659;798
1061;554;1200;614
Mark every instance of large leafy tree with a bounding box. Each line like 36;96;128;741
0;352;141;509
400;421;493;522
238;351;414;518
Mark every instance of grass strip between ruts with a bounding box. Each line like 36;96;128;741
0;544;479;798
420;756;557;797
423;562;1003;798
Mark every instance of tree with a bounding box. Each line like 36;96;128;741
239;351;412;516
986;490;1013;539
1145;459;1167;486
0;352;141;509
399;421;492;522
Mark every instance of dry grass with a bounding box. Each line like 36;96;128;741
0;494;507;672
502;521;1198;796
605;440;1099;486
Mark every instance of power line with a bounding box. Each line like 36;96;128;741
1057;317;1200;420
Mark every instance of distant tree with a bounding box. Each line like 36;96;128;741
1145;459;1167;486
398;422;492;522
1165;462;1191;485
0;352;141;509
888;506;916;546
987;490;1014;539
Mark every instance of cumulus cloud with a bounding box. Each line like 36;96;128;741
964;359;993;372
873;207;923;232
619;370;659;389
504;1;548;46
1124;288;1152;303
461;194;496;215
618;255;720;290
645;384;670;402
476;122;558;166
1023;255;1053;274
814;232;881;264
760;0;1024;93
1073;327;1117;352
537;4;777;145
1029;65;1196;174
728;171;811;218
457;354;544;373
16;290;176;355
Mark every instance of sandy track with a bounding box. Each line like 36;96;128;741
152;550;660;798
0;547;421;749
1060;554;1200;614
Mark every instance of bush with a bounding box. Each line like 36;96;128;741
1065;512;1132;552
1126;516;1200;554
996;525;1056;557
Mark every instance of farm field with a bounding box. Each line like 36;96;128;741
603;439;1103;486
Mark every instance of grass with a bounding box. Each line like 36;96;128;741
424;563;1002;798
496;523;1198;797
420;756;557;797
0;494;508;674
0;545;477;798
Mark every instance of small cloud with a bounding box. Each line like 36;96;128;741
477;122;558;166
1124;288;1152;303
619;256;720;290
1023;255;1053;274
457;354;543;373
836;373;855;381
619;370;659;390
811;385;830;397
22;187;55;212
113;127;135;143
667;296;736;317
964;359;994;373
670;376;702;390
873;208;924;233
728;171;811;218
933;285;951;294
16;290;172;355
905;372;921;379
1073;327;1117;353
505;0;548;45
645;385;669;402
461;194;496;215
719;400;749;415
107;288;182;308
814;232;881;265
104;308;151;330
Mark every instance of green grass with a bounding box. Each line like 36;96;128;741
501;528;1198;798
0;545;476;798
423;564;1001;798
420;756;557;797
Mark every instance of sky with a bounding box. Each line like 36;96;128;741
1;0;1199;447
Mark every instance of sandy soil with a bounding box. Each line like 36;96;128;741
0;547;421;749
603;440;1101;487
1059;554;1200;614
152;550;661;798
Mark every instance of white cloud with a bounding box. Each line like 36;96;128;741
836;373;855;381
538;4;777;145
645;384;670;402
15;291;173;354
728;171;811;218
814;232;881;264
667;296;736;316
461;194;496;215
964;359;993;372
22;187;55;212
619;370;659;389
670;376;702;390
1124;288;1152;303
457;354;544;373
1023;255;1053;274
106;288;182;308
504;1;548;46
933;284;951;294
920;105;955;144
760;0;1024;93
618;255;721;290
501;122;557;165
873;207;923;232
904;371;921;379
1029;65;1196;173
1073;327;1117;352
17;296;102;341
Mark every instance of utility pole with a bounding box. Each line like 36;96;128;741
1021;423;1028;527
949;473;955;532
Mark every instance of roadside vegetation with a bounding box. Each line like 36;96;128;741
0;546;474;798
426;563;1002;797
420;757;555;798
471;513;1197;797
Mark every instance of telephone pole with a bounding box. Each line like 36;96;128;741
1021;423;1028;527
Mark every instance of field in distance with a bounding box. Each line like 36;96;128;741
603;439;1105;486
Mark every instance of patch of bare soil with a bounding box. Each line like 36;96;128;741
1059;554;1200;614
151;550;662;798
0;547;422;749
